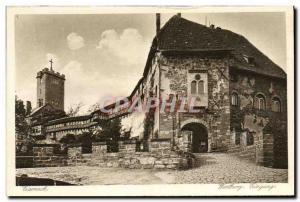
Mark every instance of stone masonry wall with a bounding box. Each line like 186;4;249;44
32;146;67;167
158;54;231;151
229;69;287;168
31;140;192;170
79;140;190;169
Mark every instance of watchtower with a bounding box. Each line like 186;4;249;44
36;59;65;111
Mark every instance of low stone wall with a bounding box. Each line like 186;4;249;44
16;156;34;168
228;131;279;168
69;139;191;170
32;146;68;167
67;145;92;166
28;140;192;170
263;133;274;167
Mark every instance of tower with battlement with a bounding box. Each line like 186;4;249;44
36;60;65;111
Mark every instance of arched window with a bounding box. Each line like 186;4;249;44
272;97;281;112
191;80;197;94
198;80;204;94
190;74;205;95
255;93;266;110
231;92;239;106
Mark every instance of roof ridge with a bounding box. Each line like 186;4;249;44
153;15;286;78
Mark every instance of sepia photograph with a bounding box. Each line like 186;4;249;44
6;6;294;197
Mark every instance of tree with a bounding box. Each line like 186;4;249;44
91;118;122;152
87;102;101;113
15;96;33;154
25;101;32;116
15;96;26;117
77;132;93;153
67;102;84;117
59;133;76;145
91;125;104;142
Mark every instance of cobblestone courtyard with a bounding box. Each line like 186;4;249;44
16;153;288;185
174;153;288;184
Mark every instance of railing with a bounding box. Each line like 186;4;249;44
46;122;97;132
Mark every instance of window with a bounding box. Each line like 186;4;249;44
255;94;266;110
191;80;197;94
38;99;43;107
198;81;204;94
190;74;205;95
231;92;239;106
243;55;255;65
52;79;59;85
272;97;281;112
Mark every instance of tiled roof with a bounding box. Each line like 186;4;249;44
28;104;47;117
146;15;286;79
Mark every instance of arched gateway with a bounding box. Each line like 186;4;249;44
181;119;209;153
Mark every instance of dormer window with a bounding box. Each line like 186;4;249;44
243;55;255;65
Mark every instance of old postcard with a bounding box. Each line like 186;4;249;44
6;6;294;197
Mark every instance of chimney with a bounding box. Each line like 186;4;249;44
156;13;161;36
177;13;181;17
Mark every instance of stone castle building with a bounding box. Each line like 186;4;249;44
27;14;287;168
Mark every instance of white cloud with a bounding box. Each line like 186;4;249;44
96;28;149;65
20;29;151;114
67;32;85;50
61;60;134;114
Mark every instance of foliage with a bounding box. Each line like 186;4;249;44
67;102;84;117
101;118;122;152
77;132;93;153
230;105;254;131
60;118;122;152
15;96;34;154
142;107;155;151
59;133;76;144
25;101;32;116
87;102;101;113
59;132;93;153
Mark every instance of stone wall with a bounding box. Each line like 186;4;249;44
228;130;283;168
67;145;92;166
158;54;231;152
69;139;191;170
263;133;274;167
32;145;68;167
29;140;192;170
229;69;287;168
16;156;34;168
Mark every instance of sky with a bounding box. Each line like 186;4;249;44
15;12;287;114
